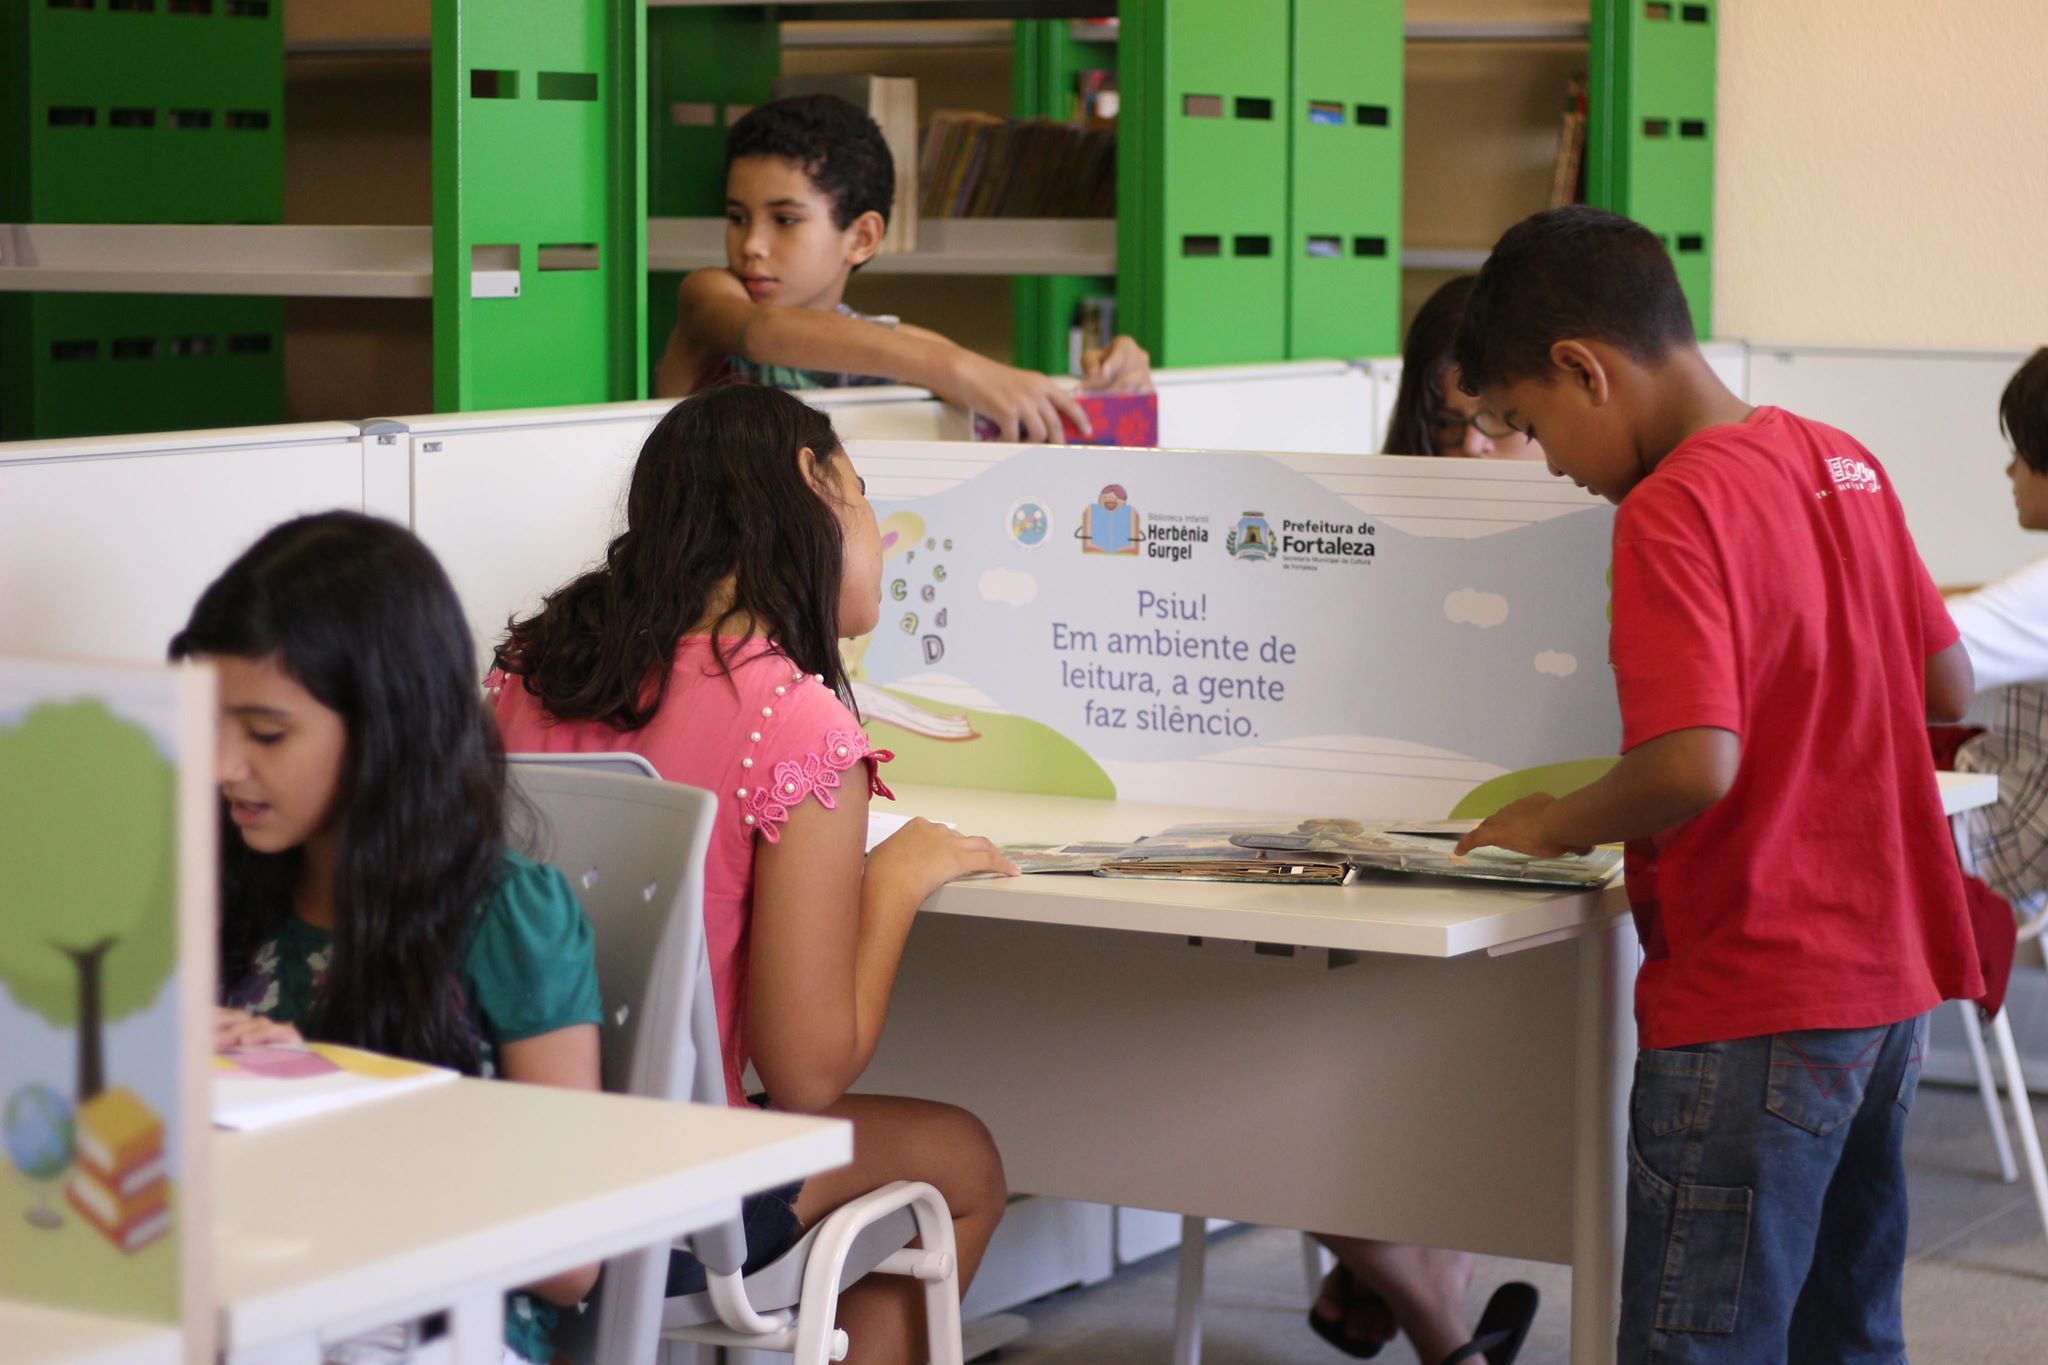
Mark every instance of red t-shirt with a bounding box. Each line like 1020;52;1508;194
1612;406;1981;1047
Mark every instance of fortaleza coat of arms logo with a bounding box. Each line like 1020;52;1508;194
1225;511;1275;561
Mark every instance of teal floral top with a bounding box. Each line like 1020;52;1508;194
223;850;603;1362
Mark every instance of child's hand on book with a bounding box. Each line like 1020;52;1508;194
1080;336;1153;394
1454;793;1593;860
215;1006;304;1053
946;353;1091;442
868;816;1021;906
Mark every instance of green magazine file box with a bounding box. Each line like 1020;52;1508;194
1287;0;1401;360
1589;0;1716;335
433;0;646;412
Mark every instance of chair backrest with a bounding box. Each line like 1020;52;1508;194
506;758;719;1365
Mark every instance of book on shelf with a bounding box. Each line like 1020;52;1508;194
774;74;919;254
1550;76;1589;209
67;1087;172;1254
917;112;1115;220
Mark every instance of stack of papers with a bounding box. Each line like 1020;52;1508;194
1095;821;1622;889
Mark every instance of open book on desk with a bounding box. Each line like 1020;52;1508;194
213;1042;456;1132
1096;821;1621;889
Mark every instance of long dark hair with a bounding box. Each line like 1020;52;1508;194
1384;275;1479;456
496;384;853;730
171;512;503;1075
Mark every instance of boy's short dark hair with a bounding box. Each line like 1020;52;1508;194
2002;347;2048;475
725;94;893;230
1453;206;1696;394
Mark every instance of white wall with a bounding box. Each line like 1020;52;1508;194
1717;0;2048;351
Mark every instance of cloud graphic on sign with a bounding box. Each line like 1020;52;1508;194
1444;588;1509;629
979;568;1038;606
1535;651;1579;677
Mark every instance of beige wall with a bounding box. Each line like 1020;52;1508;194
1716;0;2048;351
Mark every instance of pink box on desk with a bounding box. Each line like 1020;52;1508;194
972;390;1159;446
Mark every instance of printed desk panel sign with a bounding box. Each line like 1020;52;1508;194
0;657;214;1352
843;442;1618;816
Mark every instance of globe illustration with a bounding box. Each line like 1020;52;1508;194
4;1084;74;1228
1010;502;1050;547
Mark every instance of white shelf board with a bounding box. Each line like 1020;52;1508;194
1405;20;1589;42
0;223;1493;295
650;215;1115;276
0;224;431;299
783;19;1015;46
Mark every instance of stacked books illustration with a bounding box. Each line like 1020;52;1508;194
67;1087;171;1254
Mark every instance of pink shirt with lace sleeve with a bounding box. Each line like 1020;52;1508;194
490;637;891;1105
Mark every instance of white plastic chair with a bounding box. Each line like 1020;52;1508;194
1950;807;2048;1240
506;757;965;1365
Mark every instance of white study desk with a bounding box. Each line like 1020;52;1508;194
858;773;1997;1365
213;1079;848;1365
0;1303;181;1365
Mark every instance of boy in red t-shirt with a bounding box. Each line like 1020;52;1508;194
1450;207;1983;1363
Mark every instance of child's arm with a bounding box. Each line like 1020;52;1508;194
1926;639;1975;723
661;268;1092;441
748;786;1017;1113
1455;726;1741;858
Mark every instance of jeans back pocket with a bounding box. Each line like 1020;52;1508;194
1765;1026;1887;1136
1634;1046;1713;1138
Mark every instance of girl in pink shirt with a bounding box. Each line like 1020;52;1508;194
489;385;1014;1365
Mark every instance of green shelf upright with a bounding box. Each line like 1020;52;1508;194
433;0;647;412
644;6;780;380
1287;0;1401;360
1589;0;1716;335
1119;0;1291;368
2;0;284;440
1010;19;1114;376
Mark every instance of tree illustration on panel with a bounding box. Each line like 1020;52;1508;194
0;700;178;1105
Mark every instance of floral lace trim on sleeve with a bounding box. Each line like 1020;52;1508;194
744;728;895;842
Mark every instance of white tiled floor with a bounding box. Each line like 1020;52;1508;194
988;1084;2048;1364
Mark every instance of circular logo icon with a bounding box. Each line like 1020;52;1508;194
1008;499;1052;548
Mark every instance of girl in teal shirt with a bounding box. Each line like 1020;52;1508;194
174;512;604;1365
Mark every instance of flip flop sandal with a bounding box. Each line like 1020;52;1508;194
1440;1282;1540;1365
1306;1263;1390;1359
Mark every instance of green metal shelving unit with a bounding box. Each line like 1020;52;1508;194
432;0;648;412
1589;0;1716;335
0;1;1721;435
1;0;284;439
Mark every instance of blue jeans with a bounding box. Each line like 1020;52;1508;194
1618;1014;1928;1364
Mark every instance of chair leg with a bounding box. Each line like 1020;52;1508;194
1990;1007;2048;1241
1170;1215;1206;1365
1962;997;2019;1183
1299;1233;1334;1308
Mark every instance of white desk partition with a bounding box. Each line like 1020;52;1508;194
0;423;371;663
1151;360;1378;454
387;401;676;669
1747;345;2031;588
805;359;1383;456
850;439;1616;815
